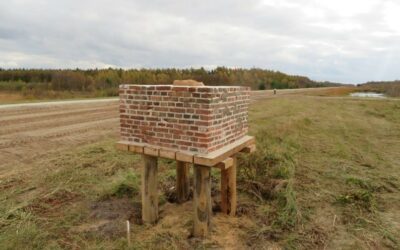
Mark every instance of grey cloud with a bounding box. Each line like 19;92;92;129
0;0;399;83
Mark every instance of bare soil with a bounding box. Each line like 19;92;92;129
0;101;119;178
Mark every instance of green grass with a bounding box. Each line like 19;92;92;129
0;96;399;249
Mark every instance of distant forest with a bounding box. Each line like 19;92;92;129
0;67;340;98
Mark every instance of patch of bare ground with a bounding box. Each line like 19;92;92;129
0;101;119;178
73;198;141;238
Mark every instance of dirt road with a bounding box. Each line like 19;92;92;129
0;86;348;177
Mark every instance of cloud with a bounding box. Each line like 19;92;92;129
0;0;399;83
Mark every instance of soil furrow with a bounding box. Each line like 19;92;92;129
0;118;118;149
0;111;118;136
0;105;118;125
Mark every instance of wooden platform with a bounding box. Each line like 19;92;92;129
116;135;255;167
116;135;256;238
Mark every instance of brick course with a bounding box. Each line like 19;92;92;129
119;85;250;154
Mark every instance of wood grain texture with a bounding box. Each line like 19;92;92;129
115;142;128;151
215;157;233;170
159;148;176;159
193;136;255;166
220;156;237;216
176;151;194;163
142;155;158;224
176;161;191;203
193;164;212;237
129;144;144;154
144;147;159;157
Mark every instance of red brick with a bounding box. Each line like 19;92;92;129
119;85;249;153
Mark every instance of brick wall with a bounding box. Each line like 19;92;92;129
119;85;250;154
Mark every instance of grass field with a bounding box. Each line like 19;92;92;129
0;95;399;249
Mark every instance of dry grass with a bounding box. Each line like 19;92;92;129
0;92;26;104
302;86;356;96
0;95;399;249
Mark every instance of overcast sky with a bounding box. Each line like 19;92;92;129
0;0;399;83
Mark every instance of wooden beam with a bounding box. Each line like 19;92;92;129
220;156;237;216
194;136;255;166
193;164;212;237
214;157;234;170
117;135;255;167
176;161;191;203
176;151;194;163
115;141;129;151
144;146;159;157
159;148;176;159
142;155;158;224
129;144;144;154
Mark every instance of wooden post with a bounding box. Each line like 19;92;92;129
176;161;190;203
221;155;237;216
193;164;212;237
142;155;158;224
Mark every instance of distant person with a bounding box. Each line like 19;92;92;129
274;89;277;95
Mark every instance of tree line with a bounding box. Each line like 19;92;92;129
358;81;400;97
0;67;340;98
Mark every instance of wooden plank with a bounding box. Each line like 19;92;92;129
117;135;255;167
159;148;176;160
194;136;255;166
240;144;256;153
142;155;158;224
115;142;129;151
144;146;159;157
214;157;234;170
193;164;212;237
220;156;237;216
129;144;144;154
176;161;191;203
176;151;194;163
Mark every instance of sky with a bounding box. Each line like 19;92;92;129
0;0;399;84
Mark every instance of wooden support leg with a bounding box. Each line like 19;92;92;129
193;164;212;238
176;161;190;203
142;155;158;224
221;156;237;216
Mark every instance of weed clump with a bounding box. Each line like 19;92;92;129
100;172;139;199
237;129;300;247
336;190;375;211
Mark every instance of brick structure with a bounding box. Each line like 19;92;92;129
119;84;250;154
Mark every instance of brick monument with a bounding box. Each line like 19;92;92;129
117;82;255;238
